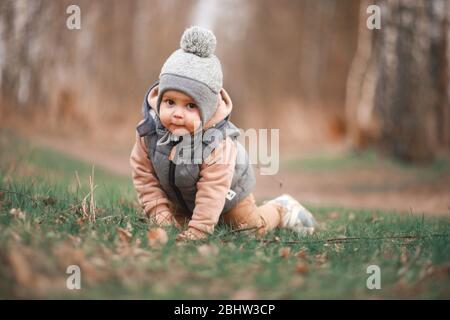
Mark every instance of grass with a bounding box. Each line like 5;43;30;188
283;147;450;179
0;129;449;299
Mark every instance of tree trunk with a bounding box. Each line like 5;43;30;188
347;0;450;162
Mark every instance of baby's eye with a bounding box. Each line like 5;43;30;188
165;99;175;106
186;103;197;110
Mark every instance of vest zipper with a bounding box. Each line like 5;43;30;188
168;161;191;215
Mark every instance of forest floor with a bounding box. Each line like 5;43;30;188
0;128;449;299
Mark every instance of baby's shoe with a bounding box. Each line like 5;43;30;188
266;194;317;235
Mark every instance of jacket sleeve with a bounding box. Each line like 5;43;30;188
188;137;238;234
129;123;172;217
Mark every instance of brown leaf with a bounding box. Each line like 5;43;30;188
147;228;168;247
135;238;142;247
9;230;21;242
279;247;291;259
53;241;86;267
290;276;305;287
328;211;339;220
197;244;219;257
434;263;450;278
8;248;33;286
68;235;82;246
315;253;328;266
116;227;133;243
295;262;309;274
371;215;384;223
397;266;408;277
296;247;308;259
400;248;408;265
383;249;394;260
231;288;257;299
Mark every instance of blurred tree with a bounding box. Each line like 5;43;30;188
0;0;195;143
347;0;450;162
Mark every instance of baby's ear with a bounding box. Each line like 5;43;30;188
147;85;159;107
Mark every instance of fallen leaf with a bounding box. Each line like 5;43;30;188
397;266;408;277
8;248;32;286
279;247;291;259
53;241;85;268
370;215;384;223
434;263;450;278
231;288;257;299
328;212;339;220
116;227;133;243
68;235;82;246
290;276;305;287
135;238;142;247
383;249;394;260
8;230;21;242
296;247;308;259
315;253;328;266
76;217;85;226
147;228;168;247
295;262;309;274
197;244;219;257
400;248;408;265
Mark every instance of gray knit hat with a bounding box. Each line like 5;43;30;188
157;26;223;125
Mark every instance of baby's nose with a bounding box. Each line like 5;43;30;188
173;112;183;119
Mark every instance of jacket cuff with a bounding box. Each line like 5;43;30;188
188;220;214;235
144;203;171;217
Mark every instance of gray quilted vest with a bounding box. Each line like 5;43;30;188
136;83;256;217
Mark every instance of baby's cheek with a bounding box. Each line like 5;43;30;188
159;110;171;127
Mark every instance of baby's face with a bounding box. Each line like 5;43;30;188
159;90;202;136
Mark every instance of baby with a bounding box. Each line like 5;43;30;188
130;26;317;241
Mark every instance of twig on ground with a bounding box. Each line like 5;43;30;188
254;234;450;245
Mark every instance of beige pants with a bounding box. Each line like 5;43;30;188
172;193;283;236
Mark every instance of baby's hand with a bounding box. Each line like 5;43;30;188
176;227;208;241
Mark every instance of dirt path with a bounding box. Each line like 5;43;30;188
28;133;450;216
255;169;450;216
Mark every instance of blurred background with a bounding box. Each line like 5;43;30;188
1;0;449;215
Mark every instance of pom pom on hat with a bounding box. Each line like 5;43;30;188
180;26;217;58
